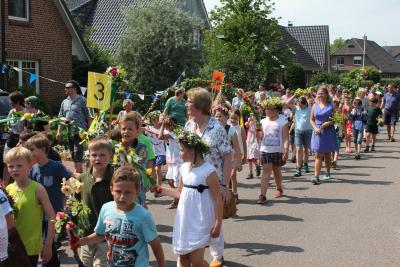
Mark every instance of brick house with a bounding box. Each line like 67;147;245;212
331;38;400;77
4;0;90;104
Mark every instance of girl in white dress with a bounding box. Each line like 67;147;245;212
158;131;223;267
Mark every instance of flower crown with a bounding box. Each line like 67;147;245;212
176;129;209;154
260;97;284;110
212;104;229;115
148;110;161;120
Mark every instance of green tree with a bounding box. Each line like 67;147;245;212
330;37;345;54
117;2;202;94
310;71;339;85
201;0;292;89
284;63;305;89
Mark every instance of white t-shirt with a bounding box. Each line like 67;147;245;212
260;115;288;153
165;130;181;165
147;126;166;156
0;190;11;262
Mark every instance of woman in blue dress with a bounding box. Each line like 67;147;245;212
310;87;336;184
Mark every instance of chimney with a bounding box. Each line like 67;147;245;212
288;21;293;27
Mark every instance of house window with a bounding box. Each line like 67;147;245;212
353;56;362;65
7;60;39;95
193;29;201;47
8;0;29;21
336;57;344;65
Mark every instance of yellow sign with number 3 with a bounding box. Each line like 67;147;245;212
87;72;112;110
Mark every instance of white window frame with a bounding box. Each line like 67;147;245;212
7;59;39;94
8;0;29;22
336;56;344;65
353;56;362;66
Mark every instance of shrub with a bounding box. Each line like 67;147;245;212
310;71;339;86
284;63;306;89
381;78;400;85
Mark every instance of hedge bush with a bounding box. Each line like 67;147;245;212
381;78;400;85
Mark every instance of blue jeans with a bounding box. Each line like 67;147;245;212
353;129;363;144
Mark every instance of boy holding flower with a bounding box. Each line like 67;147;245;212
77;138;114;266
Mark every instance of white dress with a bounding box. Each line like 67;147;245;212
173;162;216;255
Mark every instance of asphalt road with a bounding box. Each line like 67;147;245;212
59;131;400;267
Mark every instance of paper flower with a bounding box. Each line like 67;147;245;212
61;185;73;196
23;113;32;120
56;212;67;220
66;221;76;230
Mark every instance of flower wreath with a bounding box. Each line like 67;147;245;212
212;104;230;115
176;129;209;155
260;97;284;110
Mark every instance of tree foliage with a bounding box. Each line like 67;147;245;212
310;71;339;86
284;63;305;89
201;0;292;89
117;2;202;94
330;37;345;54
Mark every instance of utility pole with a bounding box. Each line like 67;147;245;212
362;34;367;69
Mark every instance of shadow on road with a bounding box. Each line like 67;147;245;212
335;172;370;177
233;214;303;222
237;182;260;189
149;260;178;267
330;178;393;185
225;242;304;256
157;224;173;233
58;249;76;264
159;234;172;244
274;195;352;205
340;165;385;169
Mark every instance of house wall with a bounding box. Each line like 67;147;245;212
330;55;375;72
5;0;72;105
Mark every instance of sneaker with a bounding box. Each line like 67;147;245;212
303;164;310;173
311;176;321;185
257;194;267;204
294;168;302;177
210;257;224;267
291;155;296;163
256;165;261;177
274;188;283;198
246;174;254;179
371;145;375;151
390;138;396;142
364;146;369;152
323;173;331;181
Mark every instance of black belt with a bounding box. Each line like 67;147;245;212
183;184;209;193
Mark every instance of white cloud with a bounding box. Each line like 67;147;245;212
203;0;400;45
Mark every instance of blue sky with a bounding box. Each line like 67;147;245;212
203;0;400;46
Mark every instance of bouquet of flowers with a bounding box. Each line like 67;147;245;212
328;112;344;125
241;95;261;129
54;177;90;266
377;117;384;127
260;97;284;110
113;138;155;189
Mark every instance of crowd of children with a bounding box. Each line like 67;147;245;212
0;81;398;267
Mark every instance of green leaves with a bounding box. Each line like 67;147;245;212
202;0;291;89
117;2;202;95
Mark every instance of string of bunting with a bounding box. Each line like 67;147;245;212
4;65;66;85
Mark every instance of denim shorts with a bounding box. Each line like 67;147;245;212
153;155;166;166
295;130;312;148
353;129;363;144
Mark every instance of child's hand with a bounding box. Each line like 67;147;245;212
41;242;53;263
210;224;221;238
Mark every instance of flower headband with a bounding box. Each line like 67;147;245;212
260;97;284;110
176;129;209;155
212;104;229;115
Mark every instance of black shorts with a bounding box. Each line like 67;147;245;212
68;134;84;163
365;125;379;134
261;152;286;167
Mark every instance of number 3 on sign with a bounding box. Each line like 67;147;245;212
95;82;105;101
87;72;112;110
